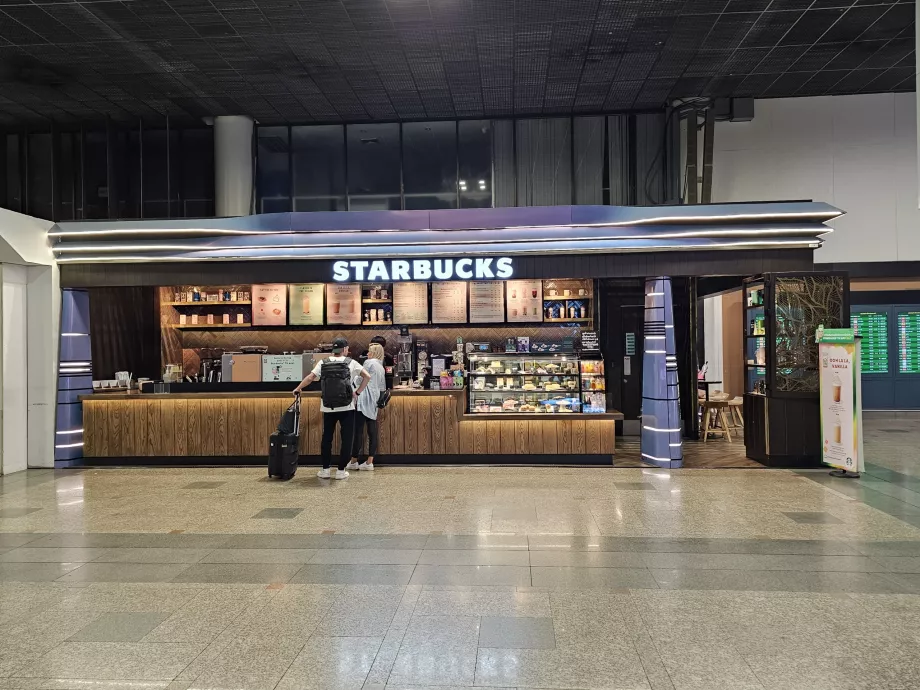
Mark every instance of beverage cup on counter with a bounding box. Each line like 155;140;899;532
563;289;571;297
93;380;102;389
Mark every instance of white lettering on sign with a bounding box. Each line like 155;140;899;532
332;258;515;282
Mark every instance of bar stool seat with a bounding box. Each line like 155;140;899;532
700;400;733;442
727;396;744;429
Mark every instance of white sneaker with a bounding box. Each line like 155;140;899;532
358;463;374;471
345;461;359;470
334;470;349;480
317;468;331;479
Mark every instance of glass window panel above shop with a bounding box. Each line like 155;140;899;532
292;125;346;212
346;123;400;210
403;121;457;210
142;129;169;219
179;129;215;217
258;126;291;214
458;120;492;208
27;132;53;220
83;130;108;219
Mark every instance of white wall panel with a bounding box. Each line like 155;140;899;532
713;93;920;264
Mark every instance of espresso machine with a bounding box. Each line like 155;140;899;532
395;331;415;387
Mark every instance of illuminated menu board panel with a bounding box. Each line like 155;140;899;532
898;312;920;374
851;312;889;374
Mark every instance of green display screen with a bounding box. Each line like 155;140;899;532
898;312;920;374
851;312;888;374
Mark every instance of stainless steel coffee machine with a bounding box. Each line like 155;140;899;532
395;333;415;387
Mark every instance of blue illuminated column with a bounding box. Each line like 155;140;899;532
641;277;683;468
55;289;92;462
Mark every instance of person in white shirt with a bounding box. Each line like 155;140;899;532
293;336;370;480
347;342;386;471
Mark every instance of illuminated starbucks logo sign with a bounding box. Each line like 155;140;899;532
332;257;513;282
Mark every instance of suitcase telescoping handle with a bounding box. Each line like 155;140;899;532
293;391;301;431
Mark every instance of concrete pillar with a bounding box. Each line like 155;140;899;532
214;115;254;217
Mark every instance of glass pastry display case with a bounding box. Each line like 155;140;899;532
580;358;607;413
467;353;584;414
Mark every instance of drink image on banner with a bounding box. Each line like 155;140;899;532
302;296;310;314
832;371;842;403
332;301;340;315
833;412;842;444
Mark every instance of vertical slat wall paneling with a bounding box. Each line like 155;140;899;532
558;420;573;453
500;420;516;454
417;396;431;455
491;120;515;207
227;398;241;455
585;419;601;454
607;115;632;205
161;400;175;456
472;420;487;454
214;398;227;456
430;395;445;454
487;420;502;454
108;401;122;457
145;399;160;455
635;112;666;205
516;118;572;206
573;116;605;204
404;396;418;454
201;398;215;456
305;398;321;455
174;399;187;456
543;418;558;453
445;394;460;454
83;402;95;456
389;396;404;454
572;418;586;454
187;399;201;456
528;420;543;454
600;419;615;455
515;419;528;455
377;406;391;455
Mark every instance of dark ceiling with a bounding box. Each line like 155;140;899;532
0;0;914;126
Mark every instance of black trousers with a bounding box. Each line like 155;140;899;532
351;412;379;459
321;409;355;471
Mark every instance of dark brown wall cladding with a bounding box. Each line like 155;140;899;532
59;249;815;288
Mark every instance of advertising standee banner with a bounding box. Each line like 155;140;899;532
818;327;864;474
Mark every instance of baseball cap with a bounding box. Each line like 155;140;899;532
332;336;348;352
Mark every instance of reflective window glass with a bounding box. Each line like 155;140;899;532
292;125;346;212
346;123;400;210
458;120;492;208
403;121;457;210
258;126;291;213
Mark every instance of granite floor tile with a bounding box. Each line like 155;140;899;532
56;563;192;584
413;589;551;617
640;553;886;572
92;548;213;564
198;548;316;564
275;636;382;690
389;615;480;686
186;635;305;690
182;482;226;489
873;556;920;573
529;550;647;568
409;565;531;587
251;508;304;519
659;642;763;690
313;585;404;636
475;644;650;689
68;612;172;642
424;534;529;550
169;563;303;584
55;584;204;613
142;587;267;643
615;482;658;490
316;534;430;550
0;562;83;582
530;566;659;589
0;547;108;563
417;549;530;566
0;507;41;518
309;548;422;565
478;615;556;649
650;568;910;593
783;511;844;524
290;564;415;585
25;534;230;549
12;642;207;680
228;586;336;638
852;540;920;557
0;533;45;548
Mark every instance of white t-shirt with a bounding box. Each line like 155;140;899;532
311;356;367;413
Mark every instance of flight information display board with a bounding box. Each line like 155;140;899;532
850;312;889;374
897;312;920;374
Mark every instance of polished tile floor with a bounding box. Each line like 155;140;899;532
1;418;920;689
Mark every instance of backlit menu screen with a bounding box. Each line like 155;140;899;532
850;312;888;374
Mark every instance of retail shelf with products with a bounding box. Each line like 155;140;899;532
164;301;251;306
172;323;252;329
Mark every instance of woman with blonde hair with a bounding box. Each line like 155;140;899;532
347;341;386;471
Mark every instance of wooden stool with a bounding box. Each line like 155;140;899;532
700;400;732;442
728;397;744;429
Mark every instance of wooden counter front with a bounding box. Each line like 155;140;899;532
80;390;619;462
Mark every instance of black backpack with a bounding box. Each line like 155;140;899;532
321;358;354;408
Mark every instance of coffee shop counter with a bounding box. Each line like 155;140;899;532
78;389;622;464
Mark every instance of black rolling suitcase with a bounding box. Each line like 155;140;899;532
269;394;300;480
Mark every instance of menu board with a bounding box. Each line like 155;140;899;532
252;284;287;326
506;280;543;322
393;282;428;324
288;284;324;325
431;282;467;323
850;312;888;374
898;312;920;374
325;283;361;325
469;281;504;323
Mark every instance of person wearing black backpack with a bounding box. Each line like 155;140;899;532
293;337;370;480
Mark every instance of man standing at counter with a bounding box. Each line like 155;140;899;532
293;337;371;480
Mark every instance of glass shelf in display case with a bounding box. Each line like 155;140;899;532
468;353;582;414
579;358;607;413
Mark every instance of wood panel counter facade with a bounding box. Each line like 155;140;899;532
80;391;619;463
